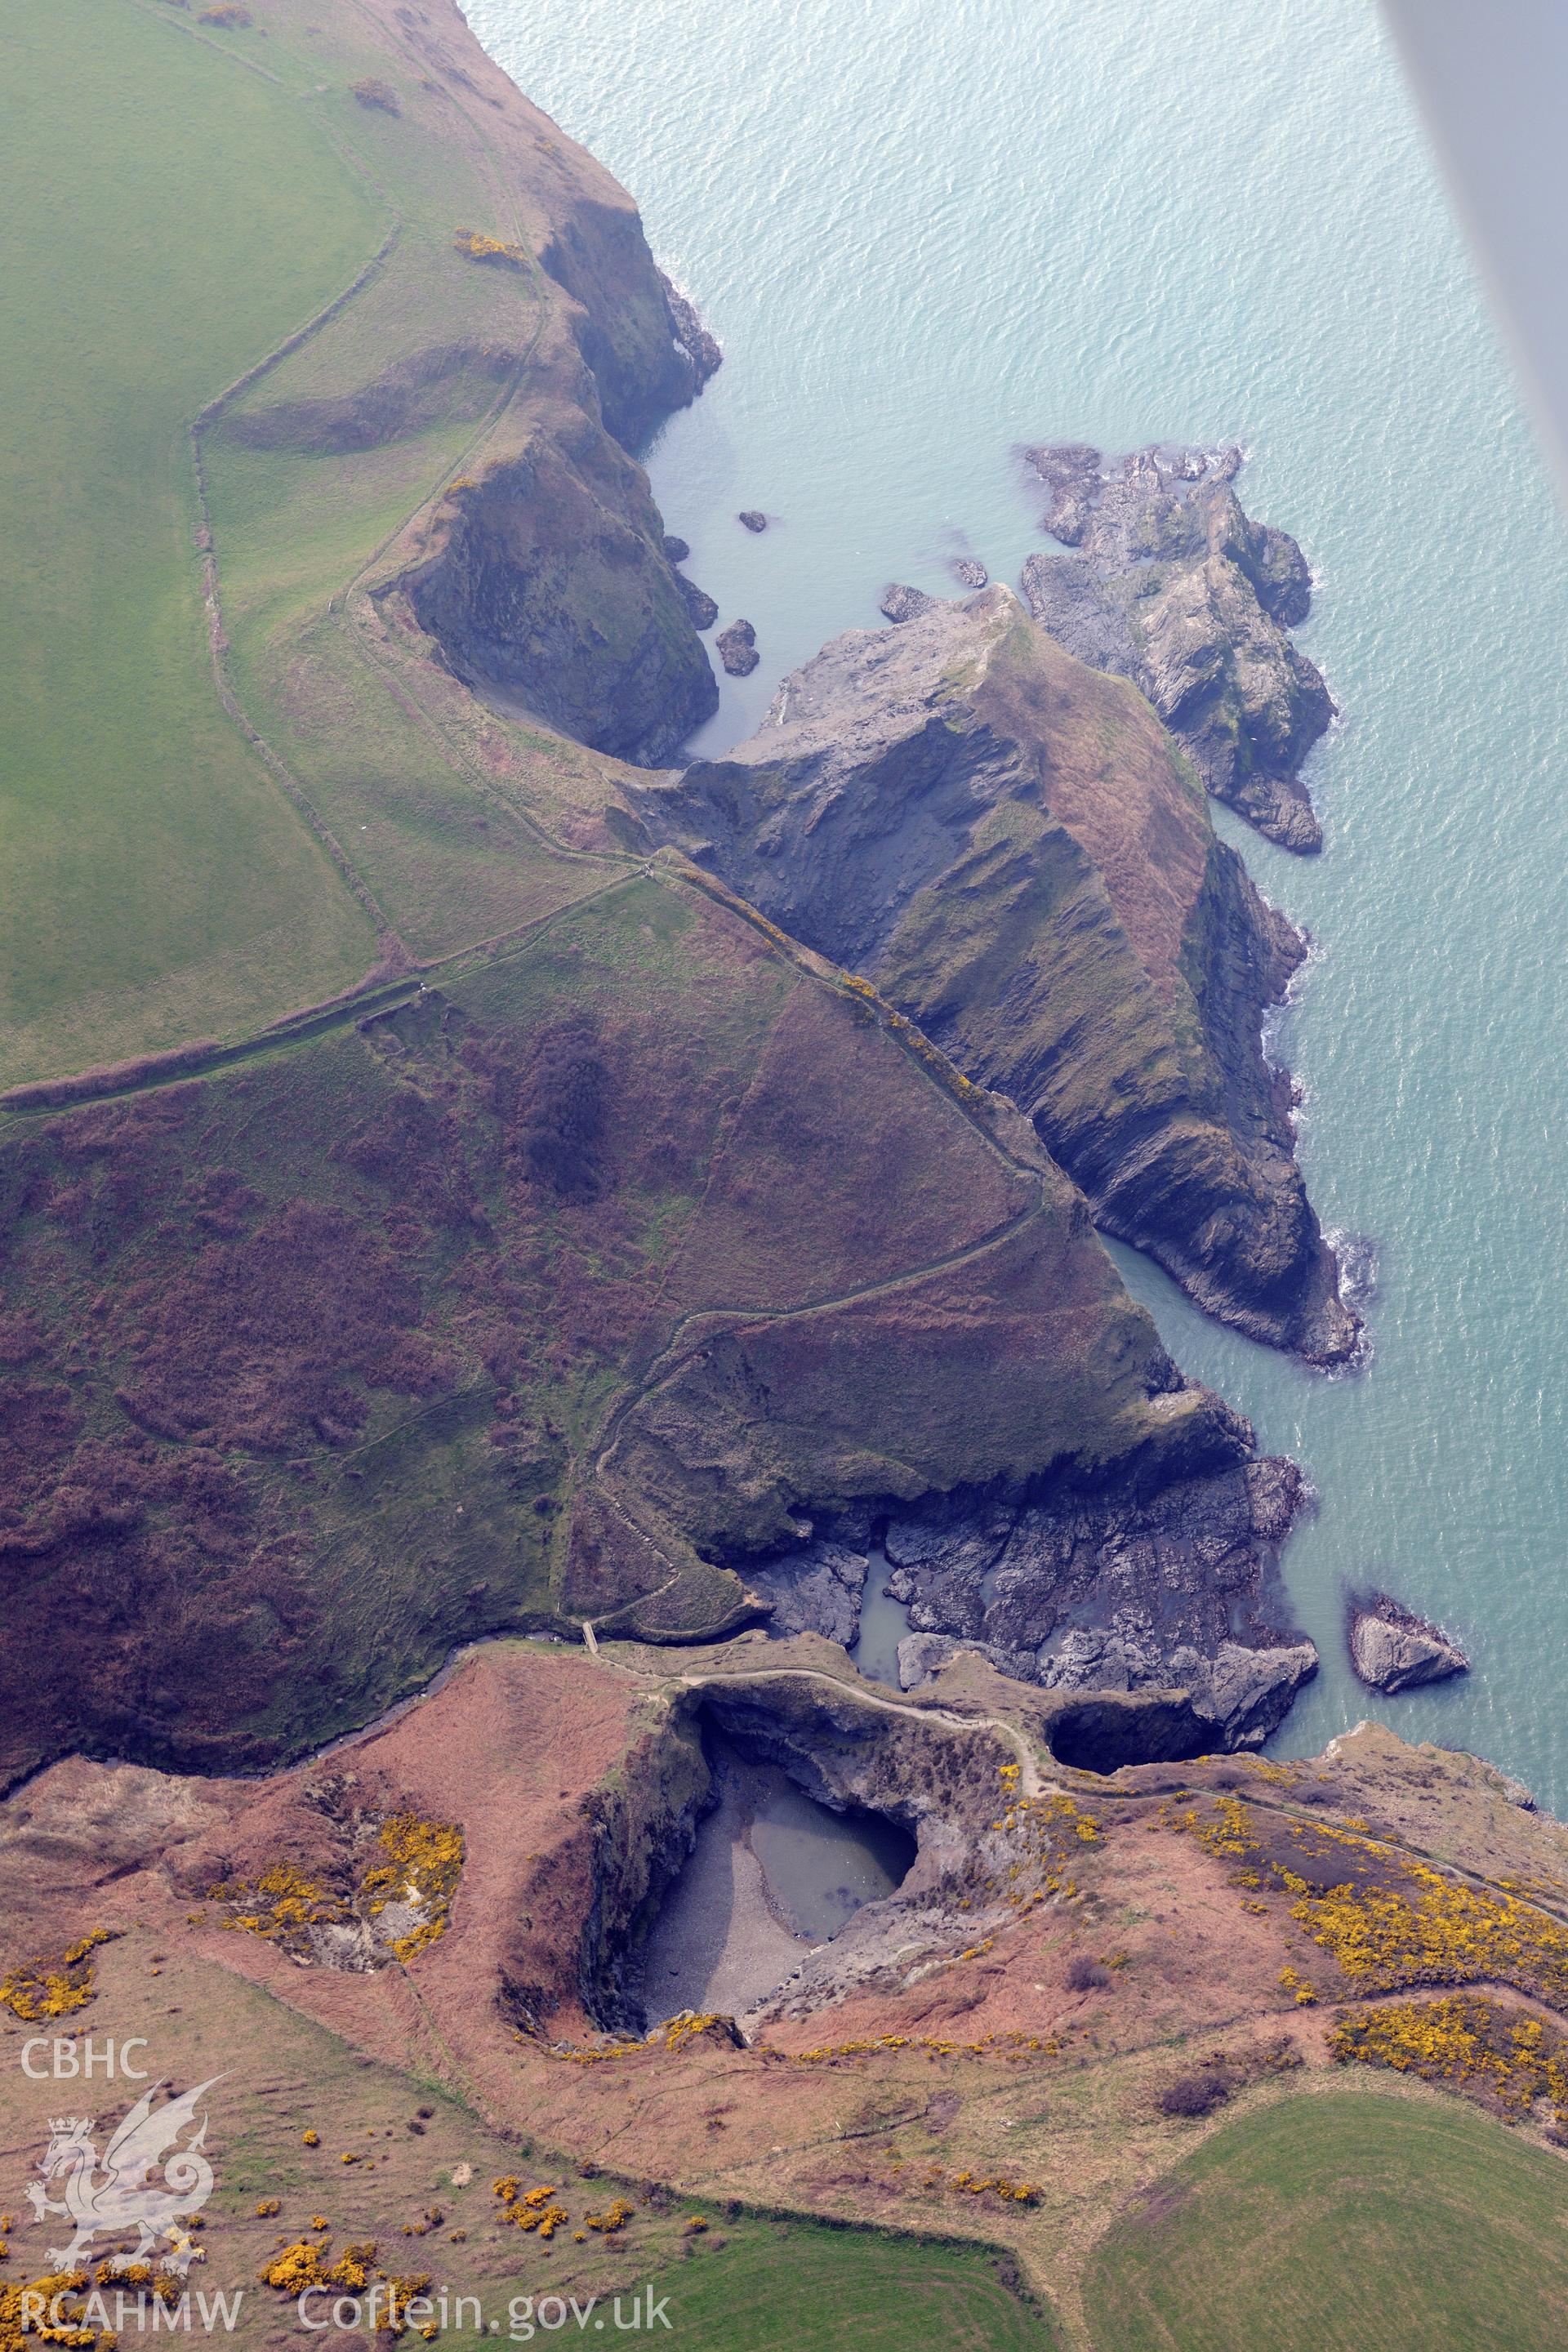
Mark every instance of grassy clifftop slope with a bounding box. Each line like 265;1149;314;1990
1;0;715;1092
0;0;382;1084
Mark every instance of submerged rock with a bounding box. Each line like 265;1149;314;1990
1348;1592;1469;1694
717;617;760;675
1020;443;1331;853
879;582;936;623
738;509;768;532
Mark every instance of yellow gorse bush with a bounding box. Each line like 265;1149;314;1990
212;1812;463;1966
0;1932;114;2022
452;229;528;270
1292;1866;1568;2002
1;2271;98;2352
361;1814;466;1962
1172;1791;1568;2012
492;2183;569;2240
1333;1993;1568;2127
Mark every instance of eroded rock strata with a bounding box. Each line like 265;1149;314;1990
1021;443;1332;851
633;586;1356;1361
746;1451;1313;1751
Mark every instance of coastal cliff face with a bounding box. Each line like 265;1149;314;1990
318;0;724;763
407;404;717;764
1022;443;1334;852
744;1454;1315;1750
633;588;1356;1362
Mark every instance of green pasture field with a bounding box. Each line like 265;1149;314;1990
0;0;385;1085
1084;2087;1568;2352
653;2225;1059;2351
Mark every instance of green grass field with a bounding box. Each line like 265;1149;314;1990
657;2227;1058;2351
0;0;380;1081
1085;2089;1568;2352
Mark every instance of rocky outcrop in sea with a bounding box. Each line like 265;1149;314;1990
880;582;934;622
717;617;760;675
1020;443;1333;853
1348;1592;1469;1694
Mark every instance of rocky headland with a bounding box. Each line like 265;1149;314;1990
1;0;1365;1793
1021;443;1333;852
289;0;734;768
631;586;1356;1362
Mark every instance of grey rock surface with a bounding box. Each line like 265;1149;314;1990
1020;442;1332;852
753;1458;1316;1753
1348;1594;1469;1693
878;581;936;623
716;617;760;675
675;572;718;630
745;1537;869;1647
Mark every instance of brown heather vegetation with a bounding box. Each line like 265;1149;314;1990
1157;2068;1231;2118
0;884;1175;1781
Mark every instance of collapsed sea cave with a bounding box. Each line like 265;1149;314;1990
1043;1692;1214;1775
577;1681;957;2037
587;1693;926;2041
574;1659;1294;2043
633;1720;915;2025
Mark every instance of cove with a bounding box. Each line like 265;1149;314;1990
466;0;1568;1805
636;1731;914;2023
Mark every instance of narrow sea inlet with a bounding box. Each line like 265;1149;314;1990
466;0;1568;1804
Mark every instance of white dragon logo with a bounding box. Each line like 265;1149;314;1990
26;2078;222;2274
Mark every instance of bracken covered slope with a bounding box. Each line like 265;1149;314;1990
0;868;1273;1784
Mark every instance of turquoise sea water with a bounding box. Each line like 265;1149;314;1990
464;0;1568;1802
